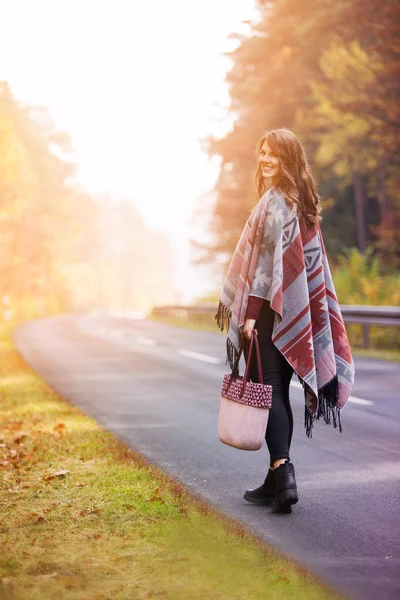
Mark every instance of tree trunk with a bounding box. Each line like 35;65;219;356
377;164;389;223
353;173;368;252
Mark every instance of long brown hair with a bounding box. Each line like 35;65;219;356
255;128;321;226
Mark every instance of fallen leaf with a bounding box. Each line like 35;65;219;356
23;453;35;462
7;421;23;430
54;423;66;430
54;470;70;477
75;482;87;487
45;469;70;481
147;494;164;503
78;507;100;516
87;534;102;540
35;516;46;524
9;449;17;458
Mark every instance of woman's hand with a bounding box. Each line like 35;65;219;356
242;318;256;341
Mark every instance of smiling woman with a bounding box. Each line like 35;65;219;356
255;128;321;227
259;141;280;181
216;127;355;513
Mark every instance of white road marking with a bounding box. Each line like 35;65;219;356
125;335;375;406
290;380;373;405
346;396;374;406
178;349;222;364
137;336;157;346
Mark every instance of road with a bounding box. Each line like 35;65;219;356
13;314;400;600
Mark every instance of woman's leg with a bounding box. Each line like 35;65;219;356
245;303;298;510
247;302;294;467
264;350;293;467
282;357;294;450
244;304;296;508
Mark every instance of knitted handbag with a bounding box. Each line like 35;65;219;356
218;329;272;451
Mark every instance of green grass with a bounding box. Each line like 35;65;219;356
0;325;342;600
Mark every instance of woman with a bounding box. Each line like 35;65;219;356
215;128;355;513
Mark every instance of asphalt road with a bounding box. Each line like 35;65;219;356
13;315;400;600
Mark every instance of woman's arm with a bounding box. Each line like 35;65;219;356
243;296;264;340
246;295;264;320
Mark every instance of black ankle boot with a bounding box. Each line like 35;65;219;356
271;461;298;513
244;469;276;505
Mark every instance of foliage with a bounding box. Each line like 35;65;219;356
332;249;400;307
198;0;400;272
332;249;400;350
0;82;176;321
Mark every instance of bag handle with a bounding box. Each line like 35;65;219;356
239;329;263;398
227;329;264;396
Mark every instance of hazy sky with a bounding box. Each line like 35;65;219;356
0;0;257;300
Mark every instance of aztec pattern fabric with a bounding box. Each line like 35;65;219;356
215;188;355;437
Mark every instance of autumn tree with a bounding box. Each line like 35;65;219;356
199;0;400;270
0;82;176;319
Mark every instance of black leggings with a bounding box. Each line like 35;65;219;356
245;301;294;466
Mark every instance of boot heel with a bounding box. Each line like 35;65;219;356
271;462;298;513
272;489;298;512
280;488;298;505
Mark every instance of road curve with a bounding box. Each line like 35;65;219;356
13;315;400;600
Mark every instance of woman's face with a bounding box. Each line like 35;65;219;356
259;140;280;182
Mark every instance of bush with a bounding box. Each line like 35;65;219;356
332;248;400;350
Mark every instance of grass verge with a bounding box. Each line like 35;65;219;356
0;325;341;600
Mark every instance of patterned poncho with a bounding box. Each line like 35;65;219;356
215;188;355;437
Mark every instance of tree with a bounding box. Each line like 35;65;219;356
198;0;400;271
0;82;177;319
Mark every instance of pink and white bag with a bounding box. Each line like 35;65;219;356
218;330;272;451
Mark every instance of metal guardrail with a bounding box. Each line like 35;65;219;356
152;303;400;348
